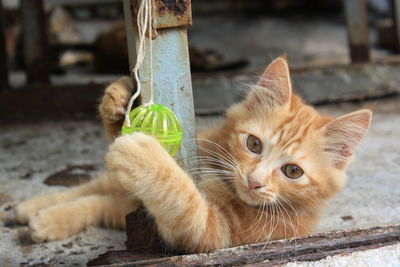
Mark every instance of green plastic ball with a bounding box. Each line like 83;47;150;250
121;103;183;156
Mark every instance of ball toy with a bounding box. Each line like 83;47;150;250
121;103;183;156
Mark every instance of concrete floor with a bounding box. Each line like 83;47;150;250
0;95;399;266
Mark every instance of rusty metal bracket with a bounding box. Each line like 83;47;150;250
130;0;192;32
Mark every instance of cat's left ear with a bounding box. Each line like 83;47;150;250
322;109;372;169
246;55;292;109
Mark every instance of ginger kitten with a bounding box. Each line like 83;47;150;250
15;57;371;253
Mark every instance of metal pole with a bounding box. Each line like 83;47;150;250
20;0;50;84
123;0;198;173
0;1;9;90
344;0;370;63
391;0;400;53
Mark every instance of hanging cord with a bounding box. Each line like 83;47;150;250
125;0;154;127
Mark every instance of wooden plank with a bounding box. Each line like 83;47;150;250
87;224;400;266
0;84;104;122
20;0;50;84
0;1;9;90
2;59;400;121
344;0;370;63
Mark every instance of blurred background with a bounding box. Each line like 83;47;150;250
1;0;400;266
1;0;400;118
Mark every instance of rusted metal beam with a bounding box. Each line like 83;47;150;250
20;0;50;84
0;1;9;90
87;224;400;266
344;0;370;63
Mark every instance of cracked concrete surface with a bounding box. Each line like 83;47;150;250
0;96;399;266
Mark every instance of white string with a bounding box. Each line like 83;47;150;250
125;0;154;127
148;0;154;104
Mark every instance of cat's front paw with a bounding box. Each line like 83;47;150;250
16;197;51;224
99;77;132;122
106;133;171;191
29;206;76;243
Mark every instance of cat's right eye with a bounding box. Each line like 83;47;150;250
281;164;304;179
246;135;263;154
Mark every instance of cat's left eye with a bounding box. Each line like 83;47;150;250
281;164;304;179
246;135;263;154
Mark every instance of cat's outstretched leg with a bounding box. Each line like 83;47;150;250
16;177;124;224
106;133;231;252
99;76;134;140
29;195;139;243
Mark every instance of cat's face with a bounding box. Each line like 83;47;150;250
219;57;371;208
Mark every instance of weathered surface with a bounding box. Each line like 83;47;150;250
285;242;400;267
154;0;192;29
87;225;400;266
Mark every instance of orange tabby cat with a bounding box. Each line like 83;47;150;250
15;57;372;253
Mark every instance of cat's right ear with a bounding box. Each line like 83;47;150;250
322;109;372;169
245;56;292;109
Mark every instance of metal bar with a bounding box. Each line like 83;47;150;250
344;0;370;63
124;0;198;173
20;0;50;84
123;0;138;76
392;0;400;53
0;1;9;90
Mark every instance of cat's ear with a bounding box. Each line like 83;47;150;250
246;56;292;109
322;109;372;169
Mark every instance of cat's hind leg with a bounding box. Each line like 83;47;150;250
29;194;139;243
16;177;123;224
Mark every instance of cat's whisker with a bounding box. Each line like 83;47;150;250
196;145;239;169
195;138;239;165
188;167;235;174
253;203;268;242
187;166;234;173
278;196;300;239
256;203;281;258
193;161;236;172
187;156;237;172
246;202;266;236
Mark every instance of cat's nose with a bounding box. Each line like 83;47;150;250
247;175;265;190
